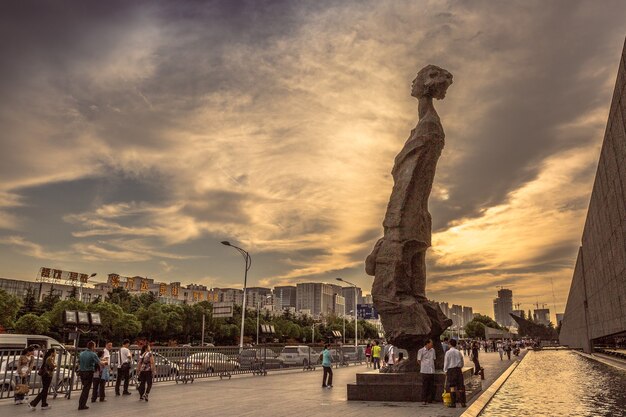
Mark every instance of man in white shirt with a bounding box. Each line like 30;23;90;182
443;339;466;408
385;344;396;367
417;339;436;405
115;339;132;396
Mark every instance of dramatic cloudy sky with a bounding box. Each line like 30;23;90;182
1;0;625;319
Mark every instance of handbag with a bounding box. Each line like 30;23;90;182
442;375;452;406
16;383;30;395
101;367;110;381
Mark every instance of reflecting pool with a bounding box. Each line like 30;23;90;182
480;350;626;417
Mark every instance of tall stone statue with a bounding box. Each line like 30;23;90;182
366;65;453;372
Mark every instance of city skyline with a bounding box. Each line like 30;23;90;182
2;1;626;318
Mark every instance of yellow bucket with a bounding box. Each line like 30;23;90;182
442;391;452;406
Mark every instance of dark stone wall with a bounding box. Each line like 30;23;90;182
560;39;626;352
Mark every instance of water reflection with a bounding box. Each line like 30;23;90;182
480;350;626;417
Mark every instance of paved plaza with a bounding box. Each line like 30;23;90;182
1;351;523;417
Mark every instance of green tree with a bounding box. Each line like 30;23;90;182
18;287;38;318
464;314;502;339
0;289;21;329
14;313;50;334
105;287;133;313
113;313;142;341
43;299;87;331
86;301;126;342
36;286;60;315
67;286;78;300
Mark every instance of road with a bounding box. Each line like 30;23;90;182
1;351;524;417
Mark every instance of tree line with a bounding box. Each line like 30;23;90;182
0;287;380;346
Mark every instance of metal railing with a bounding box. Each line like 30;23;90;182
0;344;366;400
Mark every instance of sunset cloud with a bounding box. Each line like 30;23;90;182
1;0;625;317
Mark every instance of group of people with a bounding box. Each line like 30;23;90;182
76;339;156;410
13;339;156;412
363;340;404;370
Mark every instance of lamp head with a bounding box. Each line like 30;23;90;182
90;273;97;277
221;241;231;246
336;277;343;282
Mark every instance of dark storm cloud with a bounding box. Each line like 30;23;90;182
428;0;626;231
1;0;625;317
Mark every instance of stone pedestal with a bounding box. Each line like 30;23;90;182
347;368;478;402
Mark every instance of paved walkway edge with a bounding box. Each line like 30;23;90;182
459;352;527;417
572;350;626;371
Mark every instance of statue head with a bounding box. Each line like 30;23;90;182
411;65;453;100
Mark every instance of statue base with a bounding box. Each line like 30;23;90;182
374;298;453;371
347;368;479;402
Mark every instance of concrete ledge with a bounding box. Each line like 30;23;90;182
572;350;626;371
459;352;526;417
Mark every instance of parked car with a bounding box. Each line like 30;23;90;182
181;352;240;373
238;349;285;370
151;352;180;377
341;346;365;362
278;346;318;367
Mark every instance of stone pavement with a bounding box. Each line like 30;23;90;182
1;351;524;417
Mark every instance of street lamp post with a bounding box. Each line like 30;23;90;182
336;278;358;347
257;294;272;345
342;302;346;345
221;241;252;350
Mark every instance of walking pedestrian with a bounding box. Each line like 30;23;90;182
505;341;512;360
417;339;436;405
137;344;155;401
28;348;56;410
384;343;396;368
115;339;132;396
320;344;333;389
443;339;466;408
15;346;35;405
91;350;106;403
497;340;504;360
372;340;382;370
78;341;99;411
101;342;111;401
471;342;482;375
442;337;450;354
365;343;372;368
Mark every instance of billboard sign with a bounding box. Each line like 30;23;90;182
212;302;234;318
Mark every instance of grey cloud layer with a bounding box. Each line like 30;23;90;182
0;0;624;315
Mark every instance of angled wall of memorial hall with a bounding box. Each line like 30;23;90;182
559;39;626;352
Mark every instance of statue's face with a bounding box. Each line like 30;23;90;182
411;65;453;99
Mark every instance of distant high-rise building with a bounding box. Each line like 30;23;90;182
334;294;345;316
245;287;273;308
462;306;473;326
296;283;342;317
555;313;564;327
450;304;463;327
341;286;362;314
274;285;297;309
493;289;514;327
511;309;525;321
438;302;450;317
533;308;551;326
